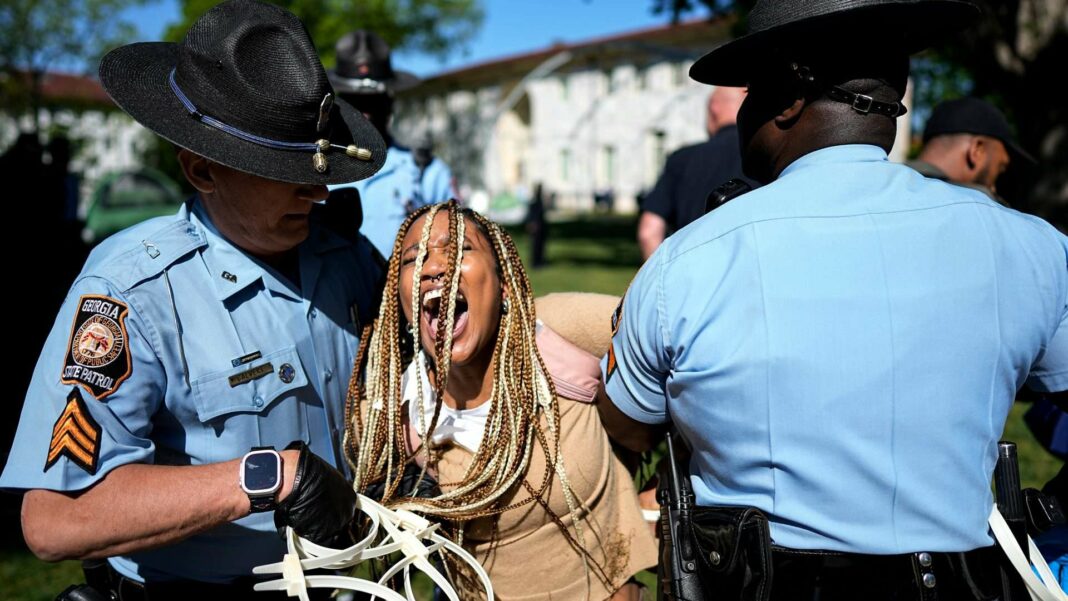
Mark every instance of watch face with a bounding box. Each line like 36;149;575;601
243;451;280;494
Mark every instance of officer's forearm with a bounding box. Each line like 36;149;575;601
21;451;299;562
637;212;667;261
595;383;663;453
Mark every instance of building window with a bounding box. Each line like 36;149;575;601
603;68;614;95
560;75;569;100
560;148;570;182
601;145;615;185
637;66;648;91
674;62;687;88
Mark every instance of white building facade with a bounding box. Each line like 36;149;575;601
395;18;912;214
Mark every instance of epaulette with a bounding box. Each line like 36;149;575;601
96;219;208;293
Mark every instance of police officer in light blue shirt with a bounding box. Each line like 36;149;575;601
597;1;1068;598
328;30;455;256
1;2;386;597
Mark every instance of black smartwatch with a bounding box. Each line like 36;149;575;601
240;446;282;513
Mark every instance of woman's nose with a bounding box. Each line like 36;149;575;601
422;250;447;280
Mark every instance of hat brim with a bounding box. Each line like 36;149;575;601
690;1;981;86
1004;139;1036;165
328;69;421;95
100;42;386;186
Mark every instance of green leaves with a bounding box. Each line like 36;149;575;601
164;0;484;64
0;0;148;74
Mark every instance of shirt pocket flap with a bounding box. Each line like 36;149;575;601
191;346;308;423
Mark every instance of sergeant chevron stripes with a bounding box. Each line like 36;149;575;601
45;388;101;475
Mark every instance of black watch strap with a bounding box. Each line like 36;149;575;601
249;495;277;513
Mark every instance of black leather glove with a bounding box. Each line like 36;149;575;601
362;461;441;502
274;441;357;547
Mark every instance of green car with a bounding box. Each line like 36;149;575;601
83;168;184;243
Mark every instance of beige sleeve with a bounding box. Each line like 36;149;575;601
535;292;621;359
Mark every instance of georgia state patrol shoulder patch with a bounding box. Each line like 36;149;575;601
45;388;101;474
610;296;624;337
61;295;132;400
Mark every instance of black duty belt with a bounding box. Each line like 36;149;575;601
769;545;1004;601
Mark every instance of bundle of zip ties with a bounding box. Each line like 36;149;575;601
253;494;494;601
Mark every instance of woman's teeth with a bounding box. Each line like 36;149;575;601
421;288;469;337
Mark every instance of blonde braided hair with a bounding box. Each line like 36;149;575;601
343;200;611;591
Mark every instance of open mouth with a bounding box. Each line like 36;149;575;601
421;287;469;340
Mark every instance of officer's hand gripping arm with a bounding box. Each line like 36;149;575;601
274;442;358;547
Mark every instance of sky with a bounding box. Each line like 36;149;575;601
121;0;704;78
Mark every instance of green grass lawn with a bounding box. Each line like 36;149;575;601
505;215;643;297
3;214;1062;600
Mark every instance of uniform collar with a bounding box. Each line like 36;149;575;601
779;144;888;179
190;199;303;303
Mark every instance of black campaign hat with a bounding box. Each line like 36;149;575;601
690;0;981;86
923;97;1035;164
329;30;420;96
98;0;386;185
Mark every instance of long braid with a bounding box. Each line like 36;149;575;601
346;201;607;591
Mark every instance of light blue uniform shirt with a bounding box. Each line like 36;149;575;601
332;144;453;256
1;199;381;583
604;145;1068;554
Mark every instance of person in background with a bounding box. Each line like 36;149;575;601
637;85;754;260
525;182;549;268
909;96;1035;205
328;30;456;256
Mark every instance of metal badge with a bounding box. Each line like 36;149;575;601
278;363;296;384
222;271;238;283
317;93;334;133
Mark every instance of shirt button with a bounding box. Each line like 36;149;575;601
324;368;333;381
253;395;265;408
310;308;318;319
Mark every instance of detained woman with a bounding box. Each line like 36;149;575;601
344;200;656;600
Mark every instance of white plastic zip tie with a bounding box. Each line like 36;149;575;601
253;494;494;600
989;506;1067;601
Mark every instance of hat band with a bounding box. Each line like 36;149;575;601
331;74;389;94
825;86;907;118
168;69;374;173
169;69;322;152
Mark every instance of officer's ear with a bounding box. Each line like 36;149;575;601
774;96;807;129
964;135;987;172
177;149;216;194
772;63;812;128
